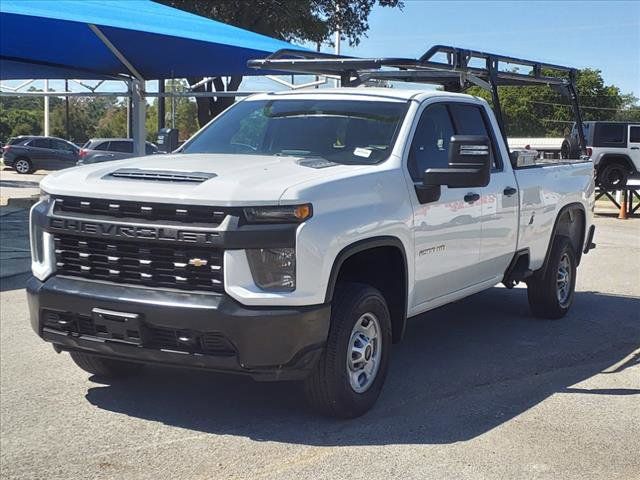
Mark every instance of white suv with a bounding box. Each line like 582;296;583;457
562;121;640;189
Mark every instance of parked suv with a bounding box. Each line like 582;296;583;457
562;121;640;188
78;138;158;165
2;136;79;174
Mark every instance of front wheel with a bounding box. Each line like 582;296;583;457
304;282;392;418
526;235;577;319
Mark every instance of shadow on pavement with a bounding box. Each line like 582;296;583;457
0;179;41;188
0;272;32;292
82;287;639;445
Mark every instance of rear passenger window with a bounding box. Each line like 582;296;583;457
94;142;110;151
32;138;50;148
109;141;133;153
408;104;455;181
449;104;501;169
629;126;640;143
598;124;625;144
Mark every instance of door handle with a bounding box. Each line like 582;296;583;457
464;192;480;203
503;187;517;196
631;147;639;150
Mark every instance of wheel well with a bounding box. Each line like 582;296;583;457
329;243;407;344
598;154;635;174
552;206;586;266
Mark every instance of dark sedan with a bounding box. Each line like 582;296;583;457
2;136;79;174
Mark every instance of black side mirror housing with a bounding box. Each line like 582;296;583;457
423;135;491;188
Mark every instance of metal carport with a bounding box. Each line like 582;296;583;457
0;0;306;154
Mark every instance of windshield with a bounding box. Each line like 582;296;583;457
181;98;408;165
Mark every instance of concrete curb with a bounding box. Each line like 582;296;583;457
1;195;38;209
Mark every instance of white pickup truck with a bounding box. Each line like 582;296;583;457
28;87;595;417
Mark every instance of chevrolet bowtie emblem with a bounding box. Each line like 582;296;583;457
188;258;208;267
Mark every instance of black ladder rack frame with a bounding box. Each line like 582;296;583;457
248;45;587;155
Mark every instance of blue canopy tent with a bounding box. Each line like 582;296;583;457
0;0;307;152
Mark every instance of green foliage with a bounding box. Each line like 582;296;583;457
467;68;639;137
156;0;403;126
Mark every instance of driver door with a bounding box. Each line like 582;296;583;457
406;102;483;311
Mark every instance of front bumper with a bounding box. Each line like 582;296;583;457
27;276;330;381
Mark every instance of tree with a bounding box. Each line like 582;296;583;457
467;68;640;137
156;0;403;126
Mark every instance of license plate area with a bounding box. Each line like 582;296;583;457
92;307;142;345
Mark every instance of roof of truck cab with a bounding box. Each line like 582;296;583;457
250;87;479;102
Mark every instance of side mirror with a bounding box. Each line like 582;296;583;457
423;135;491;188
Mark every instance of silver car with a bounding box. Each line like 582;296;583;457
78;138;158;165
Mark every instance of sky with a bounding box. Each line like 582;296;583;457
2;0;639;99
340;0;640;96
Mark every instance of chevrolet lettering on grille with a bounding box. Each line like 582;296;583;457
48;218;219;245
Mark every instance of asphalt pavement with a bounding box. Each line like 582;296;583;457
0;216;639;480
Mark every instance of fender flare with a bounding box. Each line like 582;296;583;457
540;202;587;274
324;236;409;342
597;153;636;174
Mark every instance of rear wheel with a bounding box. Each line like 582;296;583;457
69;351;143;377
14;157;33;174
304;282;391;418
526;235;577;319
597;162;628;189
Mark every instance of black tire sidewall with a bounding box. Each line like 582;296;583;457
333;288;391;415
528;236;577;319
598;163;628;189
305;282;392;418
15;158;33;174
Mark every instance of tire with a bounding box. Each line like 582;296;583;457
14;157;34;174
526;235;577;319
560;136;580;160
304;282;392;418
597;162;628;189
69;351;143;377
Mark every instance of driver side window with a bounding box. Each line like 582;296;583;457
407;104;455;181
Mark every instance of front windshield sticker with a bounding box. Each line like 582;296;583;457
354;147;372;158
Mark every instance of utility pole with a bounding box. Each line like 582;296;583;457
334;28;341;87
43;79;50;136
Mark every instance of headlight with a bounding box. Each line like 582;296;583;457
39;189;50;203
246;248;296;291
243;204;312;224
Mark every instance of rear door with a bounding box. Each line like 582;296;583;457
29;138;53;169
448;102;519;282
49;139;78;169
628;125;640;169
108;140;134;160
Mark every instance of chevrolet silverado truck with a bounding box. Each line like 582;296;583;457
28;47;596;418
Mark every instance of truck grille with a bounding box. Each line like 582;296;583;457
54;196;229;226
53;234;223;292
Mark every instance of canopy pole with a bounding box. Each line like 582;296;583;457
43;79;50;136
88;24;144;82
130;79;146;156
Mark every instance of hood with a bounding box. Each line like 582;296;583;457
41;153;365;206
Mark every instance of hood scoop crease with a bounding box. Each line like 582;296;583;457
106;168;216;183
